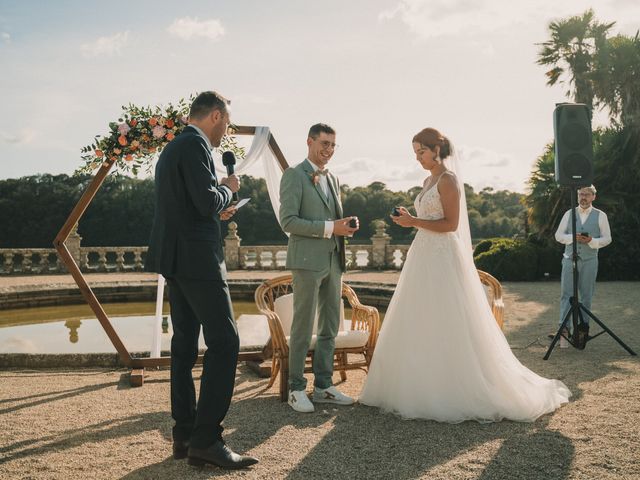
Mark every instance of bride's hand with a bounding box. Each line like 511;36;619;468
390;207;415;228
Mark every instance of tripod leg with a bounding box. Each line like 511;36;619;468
579;305;637;356
575;309;589;350
544;308;573;360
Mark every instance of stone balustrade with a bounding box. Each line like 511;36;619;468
0;220;411;274
0;248;63;274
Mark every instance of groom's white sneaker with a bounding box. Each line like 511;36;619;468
288;390;315;413
313;386;355;405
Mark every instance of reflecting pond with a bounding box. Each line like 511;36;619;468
0;301;385;354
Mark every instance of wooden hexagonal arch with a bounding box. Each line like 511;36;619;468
54;126;289;385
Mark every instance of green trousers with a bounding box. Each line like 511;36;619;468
288;250;343;392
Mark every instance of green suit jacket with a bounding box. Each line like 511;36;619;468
279;159;345;271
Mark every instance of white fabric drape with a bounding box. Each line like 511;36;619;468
213;126;285;225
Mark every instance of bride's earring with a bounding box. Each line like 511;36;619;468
435;156;442;164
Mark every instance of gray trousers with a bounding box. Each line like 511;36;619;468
559;256;598;327
288;250;342;392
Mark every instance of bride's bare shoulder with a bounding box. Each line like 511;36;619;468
439;171;459;188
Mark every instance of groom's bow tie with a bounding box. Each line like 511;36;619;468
317;169;329;176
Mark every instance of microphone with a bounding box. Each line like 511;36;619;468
221;151;239;203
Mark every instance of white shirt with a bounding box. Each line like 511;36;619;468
305;159;334;238
554;206;612;255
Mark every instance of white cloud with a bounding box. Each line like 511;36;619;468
379;0;514;39
81;31;129;58
0;128;36;145
379;0;640;40
1;32;10;44
167;17;225;41
459;145;511;167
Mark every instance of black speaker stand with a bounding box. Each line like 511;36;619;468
544;188;637;360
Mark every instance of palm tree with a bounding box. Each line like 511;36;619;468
524;144;568;239
536;9;615;111
592;32;640;131
529;10;616;241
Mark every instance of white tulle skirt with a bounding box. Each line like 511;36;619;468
359;229;571;422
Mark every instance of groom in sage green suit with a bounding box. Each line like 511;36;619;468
279;123;359;413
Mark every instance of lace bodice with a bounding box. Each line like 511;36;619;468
412;175;454;254
414;183;445;220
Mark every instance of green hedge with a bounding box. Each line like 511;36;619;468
473;237;563;281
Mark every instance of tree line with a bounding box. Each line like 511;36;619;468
0;174;525;248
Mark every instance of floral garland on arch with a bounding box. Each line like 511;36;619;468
77;95;245;176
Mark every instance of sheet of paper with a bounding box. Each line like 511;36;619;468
234;198;250;209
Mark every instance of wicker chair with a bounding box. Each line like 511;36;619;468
478;269;505;330
254;274;380;401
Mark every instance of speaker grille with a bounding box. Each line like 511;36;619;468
562;153;593;180
561;123;591;150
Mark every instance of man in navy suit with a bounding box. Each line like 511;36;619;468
146;91;257;469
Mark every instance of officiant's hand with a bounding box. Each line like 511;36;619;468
390;207;415;228
220;206;237;221
334;217;359;237
577;234;592;244
221;174;240;192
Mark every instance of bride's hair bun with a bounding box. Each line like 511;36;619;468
413;128;451;160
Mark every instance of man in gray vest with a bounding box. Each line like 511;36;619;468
279;123;359;413
555;185;612;347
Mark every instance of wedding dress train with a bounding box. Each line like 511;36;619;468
359;177;571;422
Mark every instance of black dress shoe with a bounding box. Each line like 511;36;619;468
173;439;190;460
187;440;258;469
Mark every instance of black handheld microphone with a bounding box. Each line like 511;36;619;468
221;151;239;203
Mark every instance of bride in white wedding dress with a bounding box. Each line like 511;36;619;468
359;127;571;422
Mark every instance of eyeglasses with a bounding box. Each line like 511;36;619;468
316;139;338;150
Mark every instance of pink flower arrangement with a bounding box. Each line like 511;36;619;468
117;123;130;135
310;171;320;185
78;94;246;177
152;125;167;139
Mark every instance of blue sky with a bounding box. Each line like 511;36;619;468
1;0;639;192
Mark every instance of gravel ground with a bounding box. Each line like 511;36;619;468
1;281;639;480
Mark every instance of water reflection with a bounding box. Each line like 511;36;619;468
1;300;385;355
64;319;82;343
0;301;260;354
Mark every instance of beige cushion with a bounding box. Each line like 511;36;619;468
274;293;346;336
286;329;369;350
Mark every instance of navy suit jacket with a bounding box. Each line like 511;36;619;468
145;126;233;280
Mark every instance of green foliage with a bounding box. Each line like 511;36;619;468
1;175;527;249
536;8;615;110
524;143;568;239
473;238;540;281
0;174;85;248
225;176;287;245
341;182;415;243
80;176;155;246
466;185;526;239
589;127;640;279
472;239;494;256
